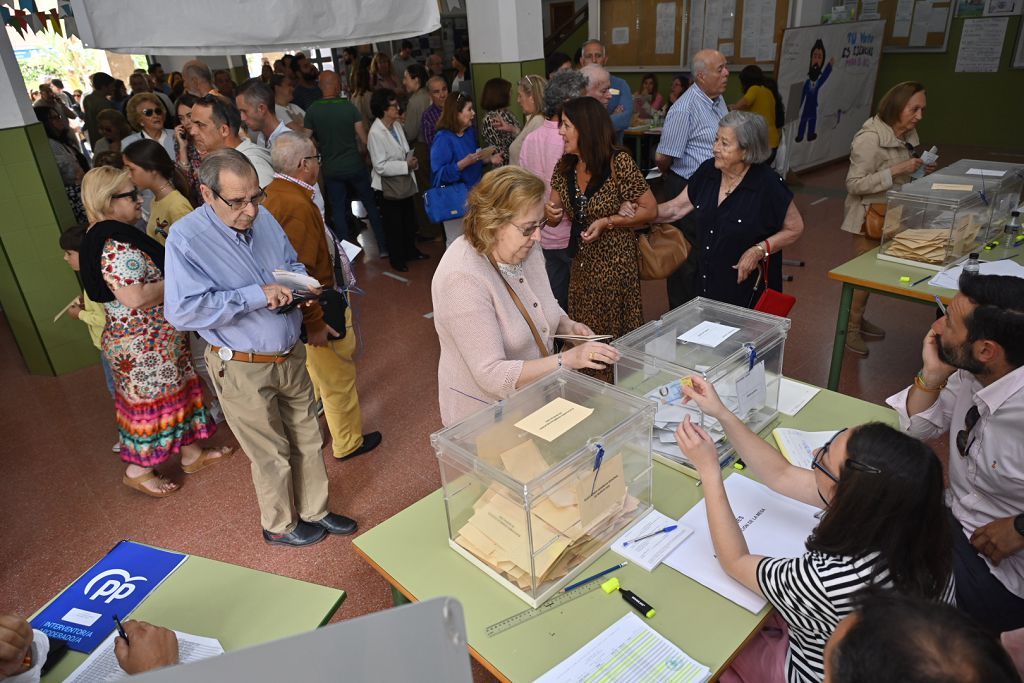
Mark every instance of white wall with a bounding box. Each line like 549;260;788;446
0;28;37;129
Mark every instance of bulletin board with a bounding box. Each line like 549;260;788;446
598;0;791;70
872;0;955;52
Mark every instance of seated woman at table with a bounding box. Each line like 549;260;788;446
839;81;934;357
676;375;953;683
633;110;803;309
432;166;620;427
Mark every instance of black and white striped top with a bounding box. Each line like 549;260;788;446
757;551;955;683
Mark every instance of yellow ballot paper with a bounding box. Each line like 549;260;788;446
515;397;593;442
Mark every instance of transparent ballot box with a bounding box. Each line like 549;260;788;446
612;298;790;477
933;160;1024;239
877;179;989;270
432;369;654;607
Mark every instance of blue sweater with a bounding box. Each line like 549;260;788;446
430;127;484;189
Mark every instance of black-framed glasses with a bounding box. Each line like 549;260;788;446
511;219;546;237
811;428;884;484
956;405;981;458
141;108;163;117
302;154;322;163
111;189;141;202
212;187;266;210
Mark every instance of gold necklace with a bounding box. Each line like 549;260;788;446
722;167;748;195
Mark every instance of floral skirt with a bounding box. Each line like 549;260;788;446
103;326;214;467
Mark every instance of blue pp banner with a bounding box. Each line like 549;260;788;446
31;541;187;653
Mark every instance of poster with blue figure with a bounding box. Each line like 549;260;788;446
31;541;187;653
796;39;834;143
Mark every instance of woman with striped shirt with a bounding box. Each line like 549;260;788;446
676;375;953;683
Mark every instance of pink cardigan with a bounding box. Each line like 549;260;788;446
432;236;571;427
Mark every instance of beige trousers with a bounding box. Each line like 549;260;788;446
205;344;329;534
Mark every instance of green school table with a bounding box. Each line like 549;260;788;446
38;551;345;681
353;384;896;682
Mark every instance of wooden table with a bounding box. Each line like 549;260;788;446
39;551;345;680
353;383;896;682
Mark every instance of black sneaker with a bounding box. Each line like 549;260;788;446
262;521;328;547
335;431;382;461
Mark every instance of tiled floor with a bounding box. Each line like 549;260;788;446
0;146;1016;680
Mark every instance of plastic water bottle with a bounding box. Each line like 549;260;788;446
961;253;981;286
995;211;1022;260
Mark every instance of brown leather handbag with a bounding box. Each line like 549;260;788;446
637;223;692;280
862;203;887;240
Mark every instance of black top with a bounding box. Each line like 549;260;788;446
80;220;165;303
688;159;793;307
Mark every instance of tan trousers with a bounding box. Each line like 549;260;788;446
849;234;879;329
205;344;329;534
304;308;363;458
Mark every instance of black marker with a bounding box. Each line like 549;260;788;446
113;614;129;645
602;577;656;618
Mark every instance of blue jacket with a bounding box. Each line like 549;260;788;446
430;127;484;189
608;75;634;133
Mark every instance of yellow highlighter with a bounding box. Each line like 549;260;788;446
602;577;656;618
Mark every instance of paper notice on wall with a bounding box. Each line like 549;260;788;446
893;0;914;36
720;42;735;57
656;2;676;54
910;1;932;45
720;0;737;38
860;0;881;19
689;0;707;62
704;1;721;49
740;0;761;58
956;17;1008;71
612;26;629;45
757;41;776;62
928;3;950;30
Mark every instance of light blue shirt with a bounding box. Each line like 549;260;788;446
608;75;633;135
656;84;728;179
163;203;307;353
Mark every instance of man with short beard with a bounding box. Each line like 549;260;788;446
888;274;1024;633
290;52;323;110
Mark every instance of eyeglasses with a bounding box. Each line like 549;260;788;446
511;219;546;237
111;189;141;202
302;154;322;163
956;405;980;458
212;188;266;210
811;428;883;484
141;108;163;117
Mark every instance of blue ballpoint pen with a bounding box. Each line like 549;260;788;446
623;525;678;547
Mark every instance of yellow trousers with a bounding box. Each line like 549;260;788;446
304;308;364;458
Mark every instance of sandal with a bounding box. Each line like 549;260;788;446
182;446;236;475
123;470;179;498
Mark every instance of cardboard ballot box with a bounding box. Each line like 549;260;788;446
432;369;654;607
612;298;790;477
929;160;1024;241
878;177;989;270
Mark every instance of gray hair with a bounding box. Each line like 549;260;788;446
581;39;606;55
182;59;213;85
198;148;257;195
719;111;771;164
692;53;710;77
237;78;274;111
580;64;609;87
270;131;314;173
544;70;587;118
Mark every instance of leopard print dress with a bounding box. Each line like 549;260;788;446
552;151;648;382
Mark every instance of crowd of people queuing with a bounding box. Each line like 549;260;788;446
16;34;1024;683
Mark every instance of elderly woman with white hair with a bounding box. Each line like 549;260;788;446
632;110;804;308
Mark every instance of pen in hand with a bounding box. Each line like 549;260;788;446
114;614;129;645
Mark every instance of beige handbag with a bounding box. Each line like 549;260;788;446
637;223;692;280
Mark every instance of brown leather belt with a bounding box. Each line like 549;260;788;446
211;346;290;364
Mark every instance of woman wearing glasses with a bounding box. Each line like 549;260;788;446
367;88;426;273
676;375;953;683
431;167;620;426
78;166;229;498
122;93;175;160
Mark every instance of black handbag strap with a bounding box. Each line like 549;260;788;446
487;256;549;358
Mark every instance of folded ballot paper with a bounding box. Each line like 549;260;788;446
883;228;949;264
272;269;321;291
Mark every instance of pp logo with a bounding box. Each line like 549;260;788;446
83;569;148;604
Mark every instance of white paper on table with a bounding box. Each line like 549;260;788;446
657;428;678;444
677;321;740;348
966;168;1007;177
65;631;223;682
272;269;321;291
929;259;1024;289
664;475;821;613
735;361;767;417
611;509;694;571
778;378;821;416
772;428;837;469
535;613;711;683
340;239;362;262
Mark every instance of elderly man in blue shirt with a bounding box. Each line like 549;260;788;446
655;48;729;308
579;39;633;141
164;148;357;547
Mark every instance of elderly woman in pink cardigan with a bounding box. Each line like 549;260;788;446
431;166;621;426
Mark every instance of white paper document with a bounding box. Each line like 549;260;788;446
772;428;837;469
535;613;711;683
272;269;321;291
956;17;1009;72
611;509;694;571
966;167;1007;177
929;259;1024;290
677;321;740;348
66;631;224;682
735;362;767;417
778;378;821;416
664;475;820;613
340;239;362;262
655;2;677;54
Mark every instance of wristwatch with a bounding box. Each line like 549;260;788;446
1015;513;1024;537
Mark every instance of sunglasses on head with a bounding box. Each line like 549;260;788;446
141;107;163;117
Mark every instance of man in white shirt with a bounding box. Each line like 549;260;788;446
236;79;290;150
189;94;275;189
887;274;1024;632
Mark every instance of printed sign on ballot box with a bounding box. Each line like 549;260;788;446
31;541;187;653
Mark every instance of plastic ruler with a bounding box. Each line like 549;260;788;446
485;581;603;637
